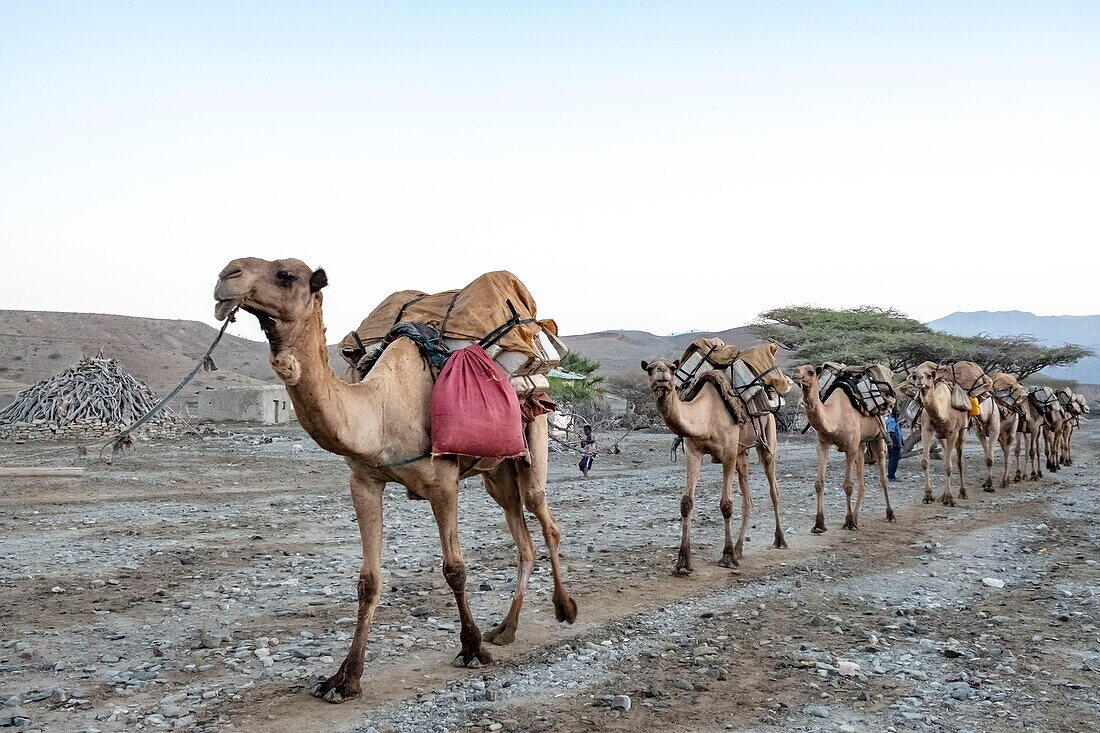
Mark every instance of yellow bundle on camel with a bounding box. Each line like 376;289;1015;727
339;271;566;415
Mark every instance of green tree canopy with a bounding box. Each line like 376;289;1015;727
752;305;1092;377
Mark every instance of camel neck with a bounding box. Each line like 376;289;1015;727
656;388;707;438
269;306;355;454
801;379;839;434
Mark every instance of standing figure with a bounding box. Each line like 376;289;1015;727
578;425;597;478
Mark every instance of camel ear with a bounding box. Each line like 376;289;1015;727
814;365;823;376
769;343;778;355
309;268;329;292
672;359;681;369
640;360;649;371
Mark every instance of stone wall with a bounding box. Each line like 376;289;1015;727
0;418;180;442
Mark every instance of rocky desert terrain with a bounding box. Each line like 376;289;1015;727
1;423;1097;733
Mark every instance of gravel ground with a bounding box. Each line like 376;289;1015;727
0;422;1097;733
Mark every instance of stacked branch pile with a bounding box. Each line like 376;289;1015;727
0;354;181;441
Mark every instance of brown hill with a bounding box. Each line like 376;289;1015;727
0;311;284;406
561;326;774;376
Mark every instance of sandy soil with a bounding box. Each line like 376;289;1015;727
0;422;1097;733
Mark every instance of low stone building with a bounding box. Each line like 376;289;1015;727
182;385;294;425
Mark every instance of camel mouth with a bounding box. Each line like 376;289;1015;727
215;298;242;321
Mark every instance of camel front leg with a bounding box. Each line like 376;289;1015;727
998;429;1012;489
939;435;957;507
873;437;895;522
1043;425;1058;472
676;444;704;574
718;457;738;567
841;452;857;530
758;437;787;548
812;440;829;533
517;415;577;625
311;472;384;704
920;425;935;504
428;491;492;668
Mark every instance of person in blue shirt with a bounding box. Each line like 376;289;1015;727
886;407;904;480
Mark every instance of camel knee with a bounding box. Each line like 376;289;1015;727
356;573;381;607
921;458;929;471
719;499;733;519
442;560;467;592
813;479;825;494
680;495;693;518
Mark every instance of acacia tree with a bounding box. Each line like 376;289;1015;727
752;306;1092;377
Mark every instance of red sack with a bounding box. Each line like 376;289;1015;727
431;345;526;458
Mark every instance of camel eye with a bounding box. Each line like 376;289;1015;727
276;271;297;286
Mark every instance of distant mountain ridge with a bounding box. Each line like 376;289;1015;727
928;310;1100;383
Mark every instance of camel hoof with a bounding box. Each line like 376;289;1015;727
453;647;493;668
984;487;995;493
483;622;517;646
553;595;578;624
810;526;827;534
310;675;361;704
922;495;934;504
842;521;857;531
940;496;957;508
674;564;694;576
886;509;896;523
718;555;738;568
773;536;788;549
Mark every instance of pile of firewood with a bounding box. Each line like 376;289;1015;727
0;354;178;429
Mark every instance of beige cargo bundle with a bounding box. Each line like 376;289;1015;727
990;372;1029;411
339;271;565;404
675;338;789;417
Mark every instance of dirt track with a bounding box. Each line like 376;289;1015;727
1;424;1098;732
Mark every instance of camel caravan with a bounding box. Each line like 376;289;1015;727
210;259;1087;702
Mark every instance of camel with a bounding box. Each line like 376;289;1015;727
641;346;790;574
969;392;1002;492
989;372;1029;487
788;364;896;532
213;258;576;704
1056;388;1088;466
1059;392;1089;465
907;362;970;506
1032;387;1068;473
1016;389;1048;481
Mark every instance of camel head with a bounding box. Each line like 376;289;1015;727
641;358;679;396
1075;394;1090;414
788;364;821;390
906;361;940;393
214;257;328;330
739;343;793;396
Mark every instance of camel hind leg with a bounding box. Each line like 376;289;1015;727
920;425;936;504
955;428;967;499
719;457;739;567
729;451;753;563
481;464;535;646
516;415;577;623
426;488;493;669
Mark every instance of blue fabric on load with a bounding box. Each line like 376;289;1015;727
356;322;452;377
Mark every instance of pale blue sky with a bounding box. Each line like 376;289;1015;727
2;2;1098;340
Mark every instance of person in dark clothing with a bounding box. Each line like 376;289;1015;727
578;425;596;478
886;407;904;480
